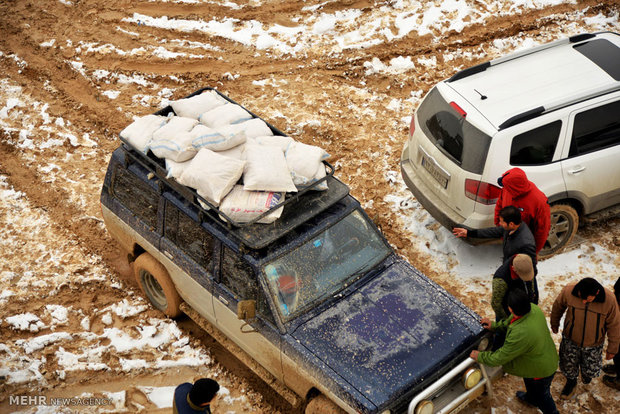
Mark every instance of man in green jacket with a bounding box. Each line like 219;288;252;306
470;289;559;414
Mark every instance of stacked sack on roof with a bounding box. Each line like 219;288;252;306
120;90;330;224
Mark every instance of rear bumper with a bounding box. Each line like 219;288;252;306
400;143;464;230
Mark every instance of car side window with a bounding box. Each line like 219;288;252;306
164;200;178;242
164;200;214;268
510;121;561;166
182;219;213;268
221;247;257;300
112;165;159;227
569;100;620;157
220;247;275;324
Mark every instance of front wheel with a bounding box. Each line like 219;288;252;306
134;252;182;317
539;204;579;259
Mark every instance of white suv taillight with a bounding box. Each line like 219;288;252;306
465;179;501;205
409;112;416;139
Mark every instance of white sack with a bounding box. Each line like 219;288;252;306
120;115;168;153
308;163;328;191
150;131;197;162
178;148;245;207
199;103;252;128
152;116;198;141
285;141;330;186
165;158;192;180
216;143;246;160
243;144;297;193
219;185;284;224
227;118;273;139
191;124;246;152
251;135;293;151
170;90;227;119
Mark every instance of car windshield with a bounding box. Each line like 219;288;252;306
418;87;491;174
263;210;391;322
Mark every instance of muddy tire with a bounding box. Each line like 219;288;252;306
539;204;579;259
305;395;343;414
134;252;182;318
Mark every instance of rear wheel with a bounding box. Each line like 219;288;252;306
305;395;344;414
134;252;182;317
540;204;579;258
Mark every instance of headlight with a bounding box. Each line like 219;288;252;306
462;367;482;390
415;400;434;414
478;336;490;351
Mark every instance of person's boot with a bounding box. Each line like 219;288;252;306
516;391;535;407
561;378;578;399
603;375;620;390
602;364;617;375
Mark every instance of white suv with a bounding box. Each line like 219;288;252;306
401;31;620;257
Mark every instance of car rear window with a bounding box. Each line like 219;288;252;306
417;87;492;174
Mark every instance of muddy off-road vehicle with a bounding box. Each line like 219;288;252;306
100;88;493;414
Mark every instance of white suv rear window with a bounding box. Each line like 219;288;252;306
417;87;492;174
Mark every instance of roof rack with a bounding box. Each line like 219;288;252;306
119;88;351;249
447;62;490;82
447;32;615;83
498;83;620;130
498;107;544;130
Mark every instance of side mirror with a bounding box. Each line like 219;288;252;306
237;300;256;320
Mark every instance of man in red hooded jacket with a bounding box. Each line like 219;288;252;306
495;168;551;255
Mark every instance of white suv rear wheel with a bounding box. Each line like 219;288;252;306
540;204;579;258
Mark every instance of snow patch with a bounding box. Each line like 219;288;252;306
6;313;46;332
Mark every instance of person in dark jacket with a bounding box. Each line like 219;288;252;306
603;276;620;390
471;289;559;414
453;205;537;272
551;278;620;399
494;168;551;255
173;378;220;414
491;253;539;321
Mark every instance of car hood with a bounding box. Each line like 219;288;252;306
290;259;483;407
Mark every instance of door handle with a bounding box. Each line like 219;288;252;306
568;166;585;174
163;250;173;259
218;296;229;305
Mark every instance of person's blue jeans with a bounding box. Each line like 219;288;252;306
523;373;558;414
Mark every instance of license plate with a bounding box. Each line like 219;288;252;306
421;155;449;188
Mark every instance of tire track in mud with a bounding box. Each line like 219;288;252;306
0;40;125;144
0;138;116;267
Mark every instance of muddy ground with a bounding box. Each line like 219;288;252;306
1;0;619;413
